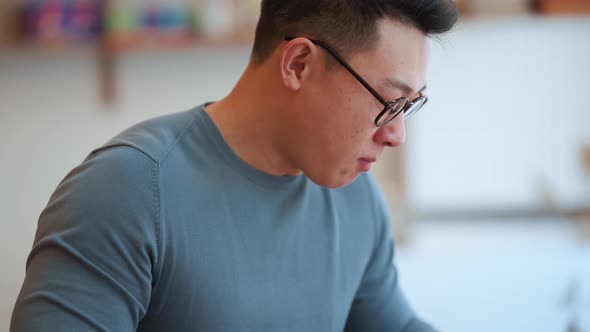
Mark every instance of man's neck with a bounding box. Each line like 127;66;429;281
204;71;302;177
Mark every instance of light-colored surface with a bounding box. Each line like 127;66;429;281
397;220;590;332
408;16;590;212
1;16;590;331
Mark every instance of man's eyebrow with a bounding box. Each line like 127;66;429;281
385;77;427;96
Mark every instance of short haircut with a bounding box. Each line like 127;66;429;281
251;0;459;65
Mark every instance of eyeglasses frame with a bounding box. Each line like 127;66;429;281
284;36;428;127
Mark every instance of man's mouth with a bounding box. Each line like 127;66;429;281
358;158;376;171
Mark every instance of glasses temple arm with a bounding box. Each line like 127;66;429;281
285;36;390;107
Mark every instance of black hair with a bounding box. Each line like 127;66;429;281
251;0;458;65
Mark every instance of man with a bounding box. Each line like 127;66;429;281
11;1;457;331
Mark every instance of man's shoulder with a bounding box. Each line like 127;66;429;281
93;106;203;165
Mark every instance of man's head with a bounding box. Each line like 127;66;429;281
252;0;458;66
235;1;458;188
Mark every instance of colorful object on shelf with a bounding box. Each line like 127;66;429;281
103;5;138;49
7;0;262;50
141;5;193;37
104;5;137;34
105;4;197;50
19;0;102;46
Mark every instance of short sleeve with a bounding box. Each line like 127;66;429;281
344;174;438;332
11;146;160;332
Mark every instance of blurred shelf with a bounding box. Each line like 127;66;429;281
0;34;254;105
104;36;253;53
0;0;260;105
535;0;590;15
0;37;253;55
456;0;590;17
0;41;98;56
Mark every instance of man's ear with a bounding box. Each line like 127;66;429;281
279;38;317;92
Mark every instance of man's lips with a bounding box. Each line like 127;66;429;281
358;158;376;172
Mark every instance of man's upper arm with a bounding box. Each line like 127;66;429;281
11;146;160;331
344;174;438;332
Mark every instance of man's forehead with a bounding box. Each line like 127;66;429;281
384;77;427;96
353;44;428;93
373;21;429;96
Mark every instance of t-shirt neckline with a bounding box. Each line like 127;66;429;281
193;103;304;189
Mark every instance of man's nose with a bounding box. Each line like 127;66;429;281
374;115;406;148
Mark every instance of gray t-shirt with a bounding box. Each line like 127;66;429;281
11;104;436;332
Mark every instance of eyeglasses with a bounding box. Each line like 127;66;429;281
285;36;428;127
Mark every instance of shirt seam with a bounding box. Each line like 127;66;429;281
90;143;162;292
159;109;201;167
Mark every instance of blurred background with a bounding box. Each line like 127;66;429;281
1;0;589;331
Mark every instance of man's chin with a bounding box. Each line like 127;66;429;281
307;170;360;189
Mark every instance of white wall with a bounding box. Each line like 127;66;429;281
409;16;590;212
1;16;590;331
